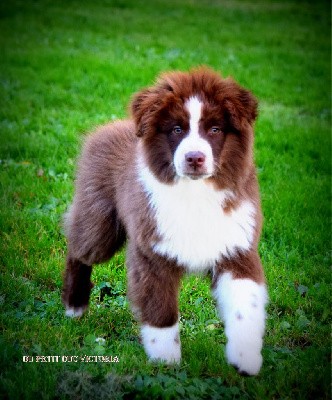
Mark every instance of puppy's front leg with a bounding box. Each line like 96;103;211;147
127;246;183;364
213;255;268;375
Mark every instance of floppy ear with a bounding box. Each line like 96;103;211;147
131;88;163;137
224;80;258;131
131;88;152;137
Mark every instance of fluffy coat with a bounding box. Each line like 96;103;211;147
62;67;268;375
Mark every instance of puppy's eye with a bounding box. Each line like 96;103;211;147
208;126;222;135
172;126;183;135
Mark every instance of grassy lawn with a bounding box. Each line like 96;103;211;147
0;0;330;398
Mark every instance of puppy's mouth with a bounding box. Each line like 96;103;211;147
176;163;213;180
178;166;213;180
183;171;212;180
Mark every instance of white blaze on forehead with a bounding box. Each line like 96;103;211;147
186;96;202;136
174;96;214;177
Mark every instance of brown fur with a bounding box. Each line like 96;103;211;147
62;67;265;330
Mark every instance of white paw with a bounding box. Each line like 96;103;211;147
65;306;86;318
214;273;268;376
141;323;181;364
226;339;263;376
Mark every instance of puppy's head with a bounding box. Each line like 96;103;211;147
131;67;258;188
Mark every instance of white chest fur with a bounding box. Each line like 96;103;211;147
138;163;256;272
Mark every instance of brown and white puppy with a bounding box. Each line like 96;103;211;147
62;67;268;376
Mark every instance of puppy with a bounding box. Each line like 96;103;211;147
62;67;268;376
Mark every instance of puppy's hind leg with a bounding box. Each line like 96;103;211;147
62;204;126;318
62;256;93;318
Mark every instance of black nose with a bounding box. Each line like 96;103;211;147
185;151;206;169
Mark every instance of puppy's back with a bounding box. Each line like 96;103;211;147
75;120;137;198
64;120;136;264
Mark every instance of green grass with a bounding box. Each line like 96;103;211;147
0;0;330;398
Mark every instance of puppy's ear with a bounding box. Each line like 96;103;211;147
131;88;162;137
130;88;151;137
224;80;258;131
